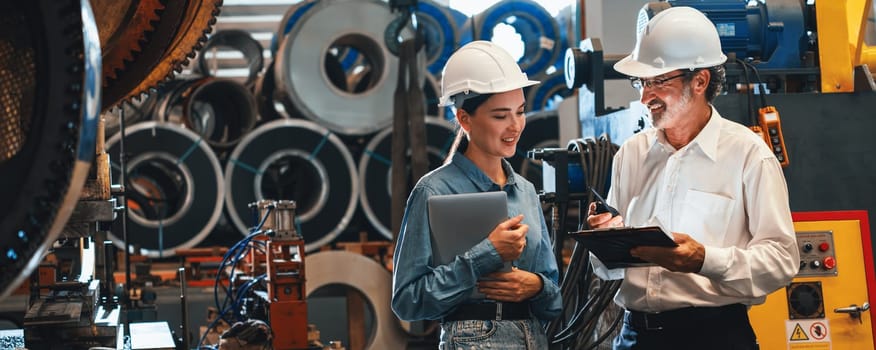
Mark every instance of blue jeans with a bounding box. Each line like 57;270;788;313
439;318;547;350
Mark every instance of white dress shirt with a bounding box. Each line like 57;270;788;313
598;106;800;312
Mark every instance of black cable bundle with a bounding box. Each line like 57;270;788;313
546;135;622;350
735;58;769;126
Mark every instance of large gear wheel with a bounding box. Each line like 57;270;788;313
0;0;101;300
91;0;166;80
92;0;222;110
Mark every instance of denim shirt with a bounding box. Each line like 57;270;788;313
391;153;562;322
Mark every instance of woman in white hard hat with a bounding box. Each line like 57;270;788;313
586;6;798;350
391;41;562;349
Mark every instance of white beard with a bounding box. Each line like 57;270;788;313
651;84;692;129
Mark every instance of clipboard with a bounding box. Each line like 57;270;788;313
569;226;678;269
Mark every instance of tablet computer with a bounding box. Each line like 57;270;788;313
569;226;678;269
427;191;508;268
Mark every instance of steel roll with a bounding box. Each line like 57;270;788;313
306;251;407;350
270;0;318;55
153;77;258;150
106;122;224;258
415;0;459;75
507;110;559;191
358;118;456;239
225;119;358;252
196;29;265;86
274;0;411;135
450;6;473;48
474;0;562;77
525;71;574;112
251;60;287;124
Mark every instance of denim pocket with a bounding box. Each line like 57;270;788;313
451;320;496;344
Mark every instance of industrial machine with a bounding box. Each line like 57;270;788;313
750;211;875;349
205;199;318;350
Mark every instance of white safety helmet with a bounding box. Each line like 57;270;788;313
438;40;539;107
614;6;727;78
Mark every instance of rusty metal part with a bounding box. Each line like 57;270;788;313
93;0;223;110
91;0;162;76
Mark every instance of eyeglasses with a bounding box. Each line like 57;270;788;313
629;72;687;90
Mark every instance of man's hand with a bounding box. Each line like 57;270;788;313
478;267;543;302
586;202;624;229
630;232;705;273
488;215;528;262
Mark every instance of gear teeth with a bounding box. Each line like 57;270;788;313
110;0;223;109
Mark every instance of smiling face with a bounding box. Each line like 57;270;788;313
639;70;694;129
458;89;526;164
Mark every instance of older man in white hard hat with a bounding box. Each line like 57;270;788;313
586;6;799;350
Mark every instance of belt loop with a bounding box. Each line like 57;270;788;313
496;302;503;321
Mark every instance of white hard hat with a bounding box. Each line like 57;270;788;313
438;40;539;107
614;6;727;78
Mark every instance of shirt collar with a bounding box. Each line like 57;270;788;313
645;105;721;162
451;153;518;191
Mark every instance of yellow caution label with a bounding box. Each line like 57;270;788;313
791;323;810;341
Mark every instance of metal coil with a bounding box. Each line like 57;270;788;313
450;6;473;48
106;122;225;258
415;0;459;75
358;118;456;239
525;71;574;112
153;77;258;150
270;0;318;55
274;0;409;135
225;119;358;252
196;29;265;87
473;0;562;77
306;251;408;350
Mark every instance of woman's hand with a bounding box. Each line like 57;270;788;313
487;214;528;262
477;267;543;302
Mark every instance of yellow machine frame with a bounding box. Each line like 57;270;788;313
817;0;876;92
750;210;876;349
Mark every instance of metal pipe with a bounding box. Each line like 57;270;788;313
118;105;131;338
179;267;189;350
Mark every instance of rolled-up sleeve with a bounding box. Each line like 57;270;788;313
391;186;505;321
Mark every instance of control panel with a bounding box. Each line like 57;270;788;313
796;231;838;277
758;106;790;167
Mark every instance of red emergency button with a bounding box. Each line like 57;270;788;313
823;256;836;270
818;242;830;252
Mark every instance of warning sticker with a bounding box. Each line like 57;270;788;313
790;323;809;341
786;319;831;350
809;322;828;341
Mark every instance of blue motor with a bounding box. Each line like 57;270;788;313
663;0;808;69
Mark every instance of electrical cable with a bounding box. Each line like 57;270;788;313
735;58;757;126
198;205;275;349
745;60;769;108
544;136;621;349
